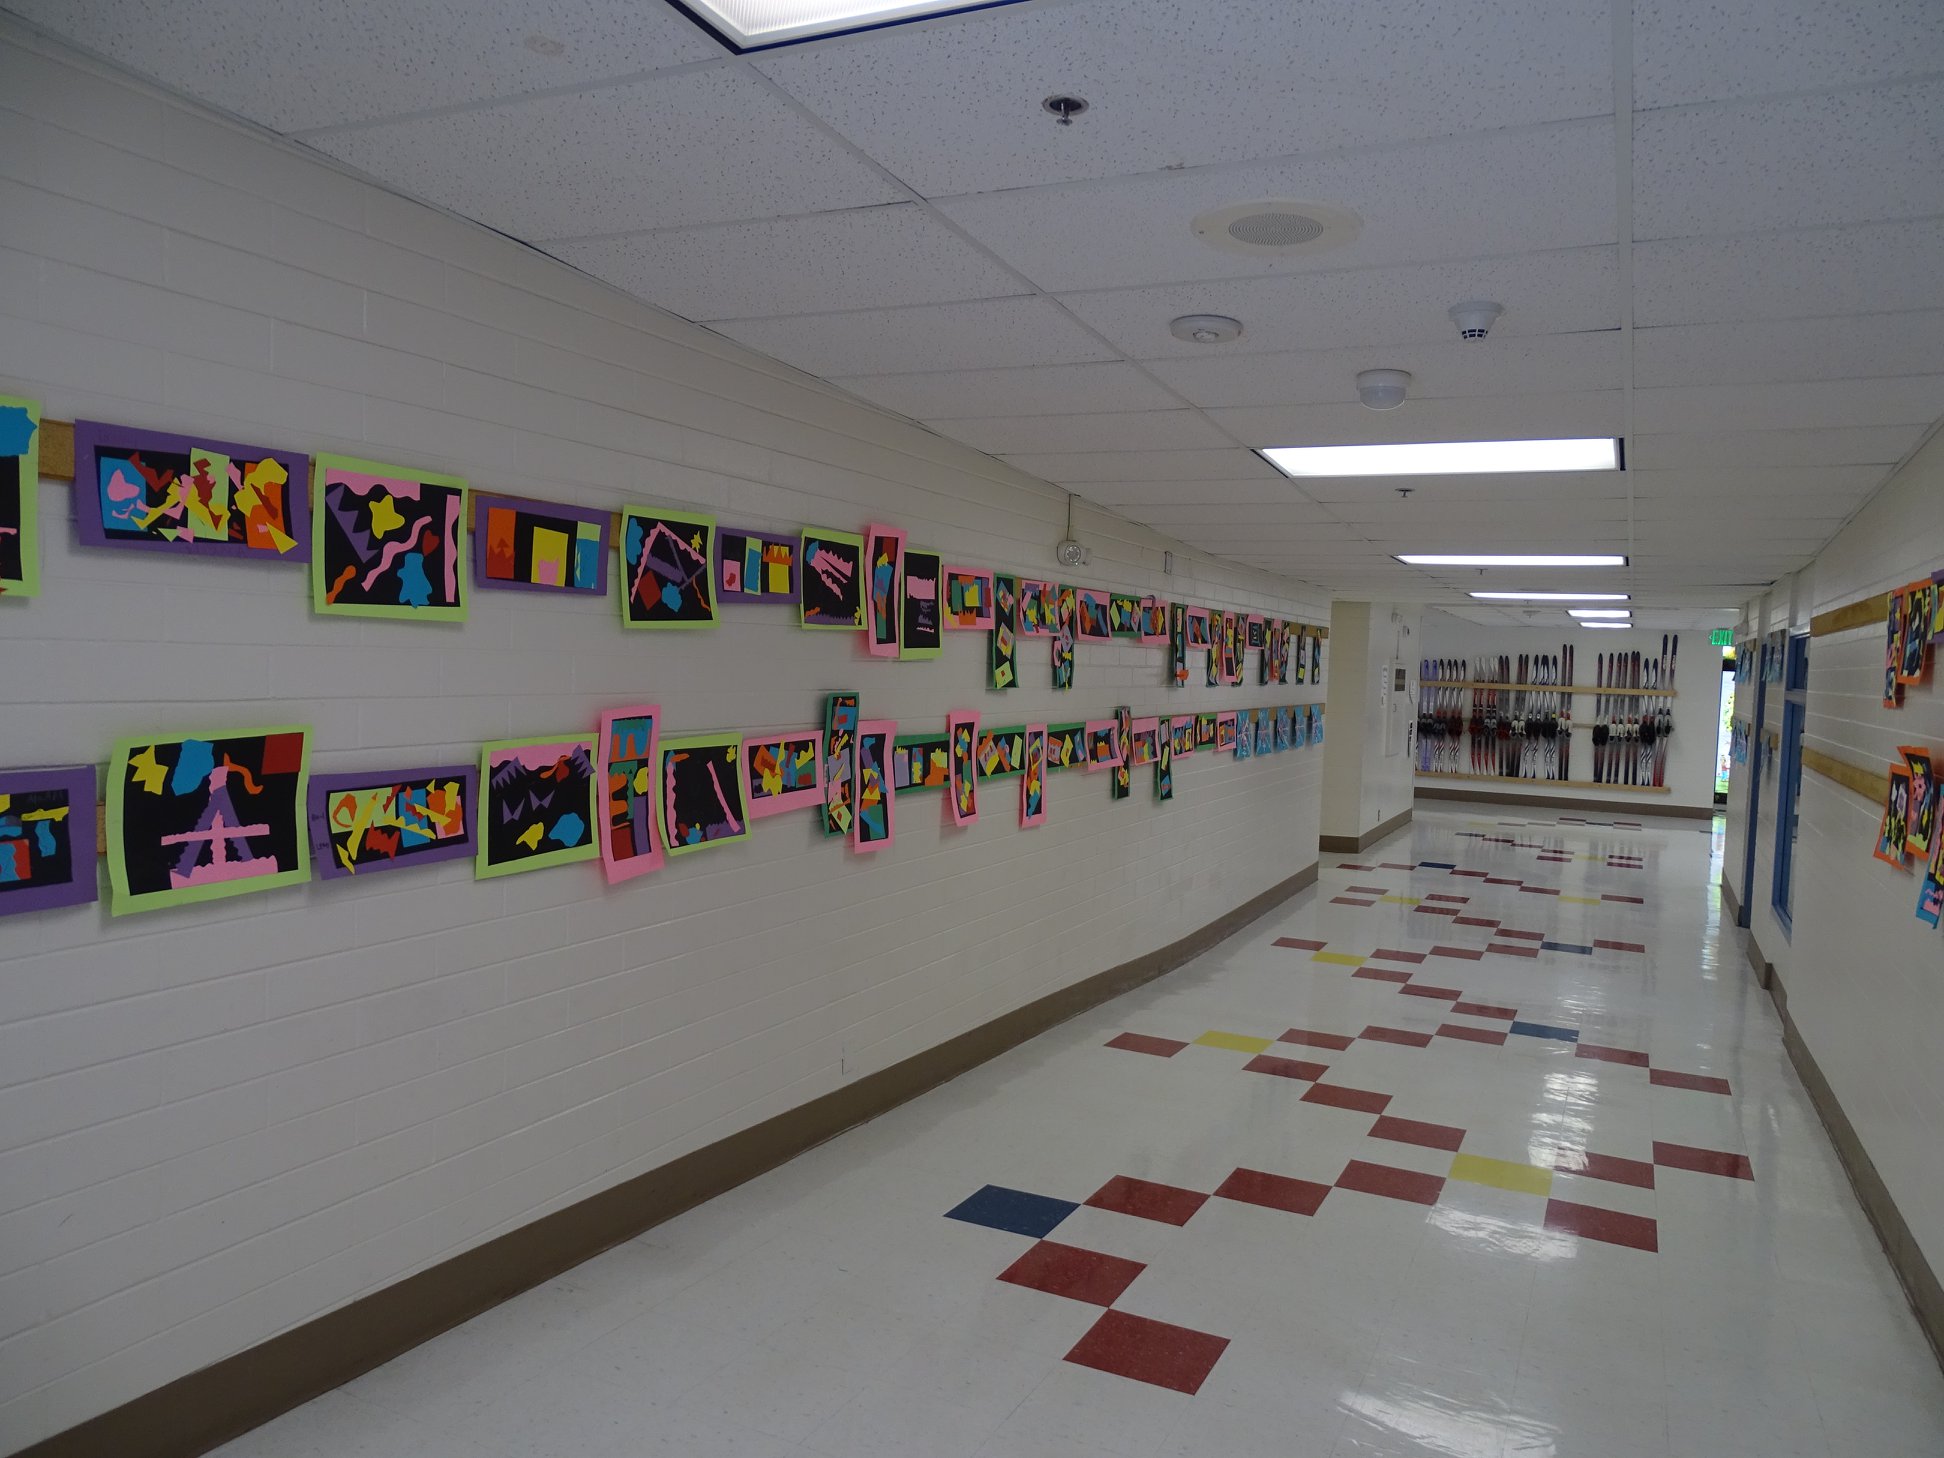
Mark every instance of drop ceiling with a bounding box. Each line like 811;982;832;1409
13;0;1944;615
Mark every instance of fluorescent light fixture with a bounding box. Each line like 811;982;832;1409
1568;608;1632;618
1396;554;1627;568
1580;621;1631;629
1260;438;1621;478
669;0;1027;50
1470;592;1630;602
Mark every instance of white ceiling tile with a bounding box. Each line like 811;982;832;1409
1294;470;1631;503
1209;390;1624;448
930;410;1230;455
1634;221;1944;326
1628;466;1888;501
549;204;1022;320
832;362;1181;419
715;296;1117;376
756;0;1610;197
1634;0;1944;110
1629;425;1924;468
1147;332;1623;410
1058;248;1619;360
6;0;724;132
1634;376;1944;435
1000;448;1279;483
1634;81;1944;241
1633;313;1944;388
311;67;901;239
1082;479;1329;509
933;120;1616;293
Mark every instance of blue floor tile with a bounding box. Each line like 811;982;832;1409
1509;1021;1580;1042
1419;860;1456;869
945;1184;1077;1239
1541;940;1593;954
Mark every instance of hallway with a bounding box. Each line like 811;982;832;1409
213;804;1944;1458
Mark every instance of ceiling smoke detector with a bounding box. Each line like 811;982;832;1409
1169;314;1243;344
1191;200;1361;258
1448;300;1504;339
1356;368;1412;411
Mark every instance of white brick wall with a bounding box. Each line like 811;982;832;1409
0;30;1329;1451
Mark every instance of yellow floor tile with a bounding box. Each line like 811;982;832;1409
1560;895;1601;905
1311;951;1367;967
1194;1030;1274;1055
1448;1153;1554;1197
1379;895;1421;905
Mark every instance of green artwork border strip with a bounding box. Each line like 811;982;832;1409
310;453;470;622
475;734;599;879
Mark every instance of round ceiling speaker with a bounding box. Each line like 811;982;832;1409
1190;200;1361;258
1169;314;1244;344
1356;368;1412;411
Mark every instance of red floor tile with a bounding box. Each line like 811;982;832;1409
1273;937;1327;950
1452;915;1500;928
1398;983;1463;1000
1303;1083;1394;1115
1243;1053;1328;1082
1451;1001;1518;1020
1105;1032;1188;1058
1352;966;1414;984
1544;1198;1659;1252
998;1241;1146;1305
1369;948;1428;964
1537;853;1572;862
1519;885;1562;896
1412;905;1460;916
1336;863;1375;871
1575;1042;1649;1068
1594;939;1647;953
1378;862;1416;870
1450;869;1490;878
1487;942;1541;958
1085;1175;1209;1227
1496;929;1545;941
1649;1068;1733;1096
1437;1023;1508;1046
1331;896;1375;907
1555;1150;1656;1189
1064;1309;1231;1395
1214;1166;1332;1216
1484;876;1523;886
1602;894;1645;904
1429;945;1484;961
1280;1027;1357;1051
1370;1115;1466;1151
1653;1141;1754;1180
1336;1158;1444;1205
1346;885;1389;895
1361;1025;1434;1048
1425;892;1469;903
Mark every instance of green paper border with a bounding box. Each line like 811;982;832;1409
620;505;719;630
799;527;865;630
659;733;752;856
899;546;944;660
475;734;599;878
0;395;40;597
311;454;469;622
1047;722;1086;770
106;724;312;916
895;733;951;793
976;726;1028;778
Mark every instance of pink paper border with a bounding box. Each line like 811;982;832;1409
1172;714;1197;755
743;728;825;819
597;704;663;884
1129;716;1161;765
1084;718;1123;771
948;710;979;827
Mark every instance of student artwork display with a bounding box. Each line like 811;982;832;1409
989;573;1018;689
900;549;943;661
1019;580;1054;636
1275;706;1293;752
1155;729;1173;802
822;693;859;836
1172;716;1196;756
107;727;311;914
622;506;716;628
477;735;597;879
0;765;96;914
865;523;905;657
977;726;1027;777
1085;719;1121;771
1169;603;1189;687
1113;706;1133;801
1129;717;1161;767
309;764;474;879
1139;597;1168;646
1903;746;1936;859
1109;593;1141;636
1186;608;1212;650
853;720;895;850
313;455;467;621
659;735;749;854
1021;725;1047;827
1047;723;1086;769
944;565;994;630
1235;710;1255;762
716;526;798;605
948;711;978;826
0;394;40;596
1876;765;1912;867
893;734;950;791
474;493;607;594
1895;579;1935;688
1216;711;1238;752
744;730;823;818
1206;620;1221;687
597;708;663;883
1256;713;1274;756
1921;836;1944;929
1312;706;1325;744
1196;713;1217;748
1310;632;1324;685
1053;585;1077;690
801;527;865;629
73;420;308;562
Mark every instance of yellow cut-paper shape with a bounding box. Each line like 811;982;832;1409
127;745;167;794
515;822;544;850
367;491;406;538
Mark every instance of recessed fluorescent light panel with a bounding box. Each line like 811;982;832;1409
667;0;1027;50
1569;609;1632;618
1396;554;1627;568
1260;438;1622;477
1581;622;1631;629
1470;592;1631;602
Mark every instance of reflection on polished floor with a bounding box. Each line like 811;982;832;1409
216;805;1944;1458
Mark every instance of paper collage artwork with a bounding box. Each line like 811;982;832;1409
1156;727;1173;801
1021;725;1047;827
74;420;309;562
1139;596;1168;645
949;712;978;826
107;727;311;915
660;736;750;855
944;565;994;630
823;693;860;836
477;493;607;594
1216;711;1238;752
0;394;39;596
309;764;474;880
1046;723;1086;769
866;524;906;658
1235;710;1255;761
801;528;865;629
1109;593;1140;636
1018;580;1054;636
853;720;896;851
622;507;717;628
597;708;663;883
977;727;1026;777
1076;587;1112;642
716;526;798;605
901;549;943;660
1085;719;1121;771
313;455;467;620
1197;713;1217;747
477;736;597;879
1172;716;1196;756
1169;602;1189;687
0;765;96;915
990;573;1019;689
1877;766;1911;867
1053;585;1077;689
1129;717;1161;766
1186;608;1211;649
745;730;824;819
1112;706;1133;801
893;734;949;792
1900;746;1935;861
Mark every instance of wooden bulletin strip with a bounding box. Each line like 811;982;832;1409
1810;592;1892;638
1413;773;1671;794
1434;680;1675;698
1800;747;1886;803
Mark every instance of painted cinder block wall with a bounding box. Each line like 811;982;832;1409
1318;600;1420;843
0;30;1330;1452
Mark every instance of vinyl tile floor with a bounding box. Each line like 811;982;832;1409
213;805;1944;1457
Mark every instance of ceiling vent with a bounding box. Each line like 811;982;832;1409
1191;200;1360;258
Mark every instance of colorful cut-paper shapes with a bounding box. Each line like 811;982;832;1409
823;693;859;836
309;764;474;880
990;572;1019;689
312;455;466;621
107;727;311;915
1018;579;1055;637
865;523;905;658
901;548;943;660
474;492;608;595
800;527;865;629
0;394;39;596
1022;725;1048;826
853;719;896;851
622;506;716;628
716;525;797;605
0;764;96;914
477;736;597;879
1076;586;1113;642
1085;719;1122;771
944;564;995;630
893;734;950;791
1139;596;1168;645
597;707;662;883
1129;717;1161;767
1109;593;1141;636
74;419;308;562
744;729;823;819
1047;723;1086;769
1216;712;1238;752
949;711;978;826
660;735;750;855
1156;728;1174;801
977;726;1026;777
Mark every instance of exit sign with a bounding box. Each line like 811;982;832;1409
1710;629;1734;646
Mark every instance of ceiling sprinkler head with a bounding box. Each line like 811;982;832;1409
1355;368;1411;411
1042;95;1089;126
1448;300;1504;340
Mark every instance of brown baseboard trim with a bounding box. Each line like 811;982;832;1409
19;860;1318;1458
1766;966;1944;1372
1719;874;1742;926
1319;806;1413;854
1746;932;1775;991
1414;785;1717;819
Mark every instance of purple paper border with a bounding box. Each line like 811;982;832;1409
472;493;612;596
71;420;312;562
0;764;98;914
715;524;801;605
307;764;478;881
